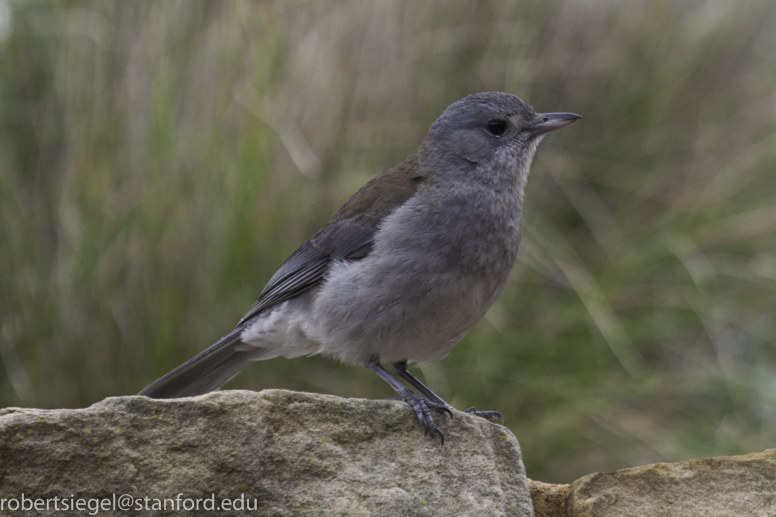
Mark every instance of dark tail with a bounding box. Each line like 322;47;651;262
139;327;262;398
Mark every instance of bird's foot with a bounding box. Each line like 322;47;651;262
464;407;505;424
399;388;451;444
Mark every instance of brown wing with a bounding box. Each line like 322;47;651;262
238;151;428;324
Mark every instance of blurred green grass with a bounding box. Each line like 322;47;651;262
2;0;776;482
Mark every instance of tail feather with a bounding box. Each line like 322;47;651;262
139;328;261;399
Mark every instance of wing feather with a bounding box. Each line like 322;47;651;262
238;151;426;324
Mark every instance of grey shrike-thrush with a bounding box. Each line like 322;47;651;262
140;92;581;442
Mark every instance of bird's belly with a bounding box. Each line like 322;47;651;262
307;251;508;365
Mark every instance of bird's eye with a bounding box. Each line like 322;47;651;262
486;119;508;136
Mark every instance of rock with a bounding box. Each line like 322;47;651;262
568;449;776;516
527;479;568;517
0;389;534;517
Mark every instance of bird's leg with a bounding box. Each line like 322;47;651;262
367;360;445;444
392;361;505;424
390;361;453;418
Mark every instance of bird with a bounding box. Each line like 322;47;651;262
140;92;581;443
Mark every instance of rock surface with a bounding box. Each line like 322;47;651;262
527;479;568;517
5;389;776;517
568;449;776;517
0;389;534;517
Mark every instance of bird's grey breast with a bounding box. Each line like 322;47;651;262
377;177;522;287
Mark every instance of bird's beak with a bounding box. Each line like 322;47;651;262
528;112;583;135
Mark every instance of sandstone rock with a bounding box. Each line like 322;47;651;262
568;449;776;516
527;479;568;517
0;389;534;516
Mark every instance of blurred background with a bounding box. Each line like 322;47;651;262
1;0;776;483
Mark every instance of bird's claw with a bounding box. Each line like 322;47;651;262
464;407;505;424
400;389;451;444
429;400;454;418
